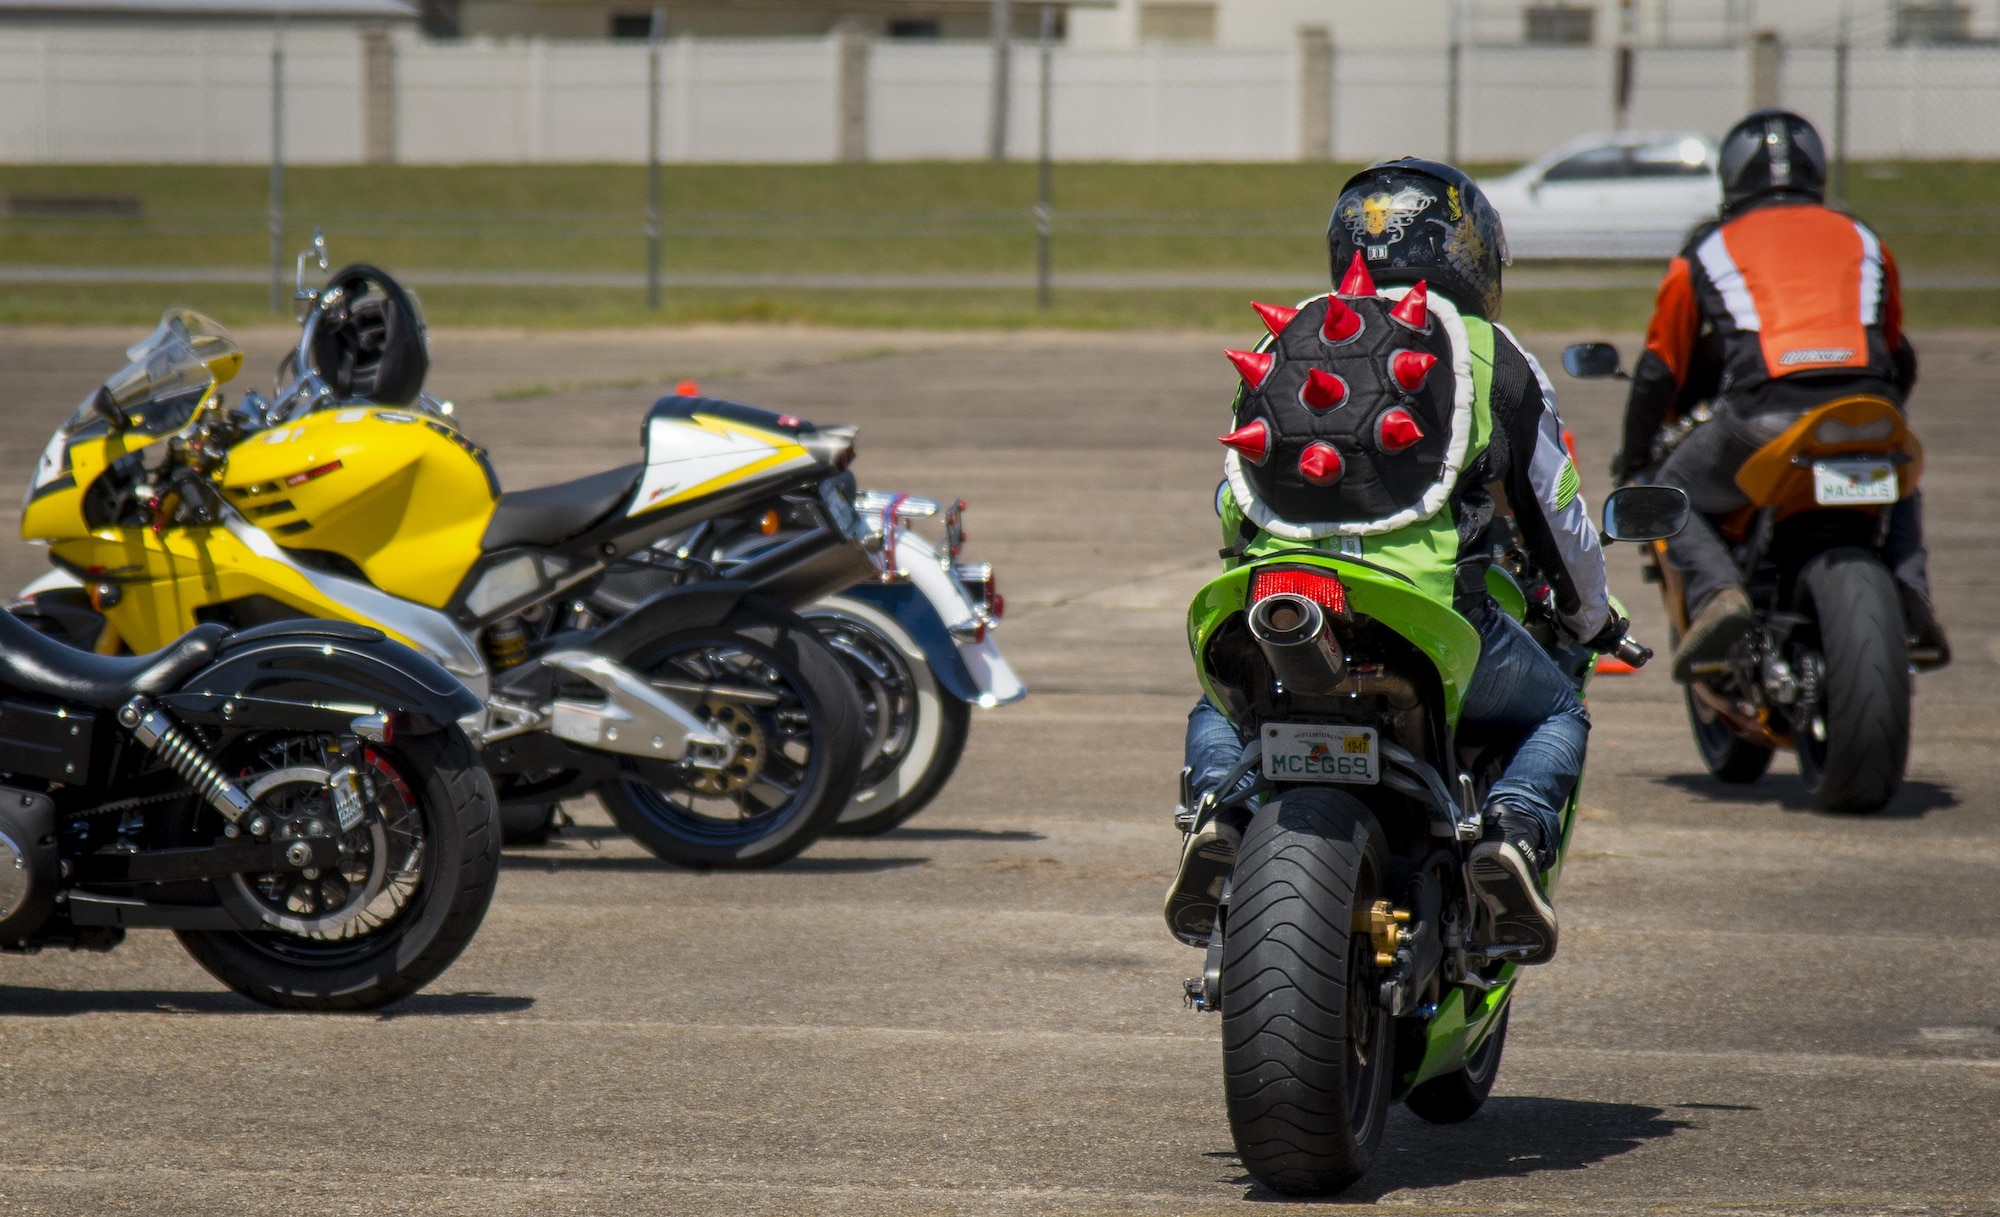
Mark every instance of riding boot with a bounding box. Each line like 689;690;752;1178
1467;805;1559;965
1163;798;1240;949
1672;585;1755;683
1900;583;1951;671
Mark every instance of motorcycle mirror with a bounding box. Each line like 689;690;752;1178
1601;485;1690;543
293;227;330;322
1562;342;1626;380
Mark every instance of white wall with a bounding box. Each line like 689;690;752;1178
0;27;363;164
3;29;2000;165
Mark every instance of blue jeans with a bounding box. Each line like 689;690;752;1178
1184;602;1588;864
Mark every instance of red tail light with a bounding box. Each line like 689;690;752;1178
1251;566;1348;616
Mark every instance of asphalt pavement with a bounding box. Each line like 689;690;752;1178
0;323;1995;1215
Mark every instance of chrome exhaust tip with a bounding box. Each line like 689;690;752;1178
1247;593;1347;695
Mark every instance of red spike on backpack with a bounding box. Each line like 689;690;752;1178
1301;368;1348;411
1390;350;1438;392
1338;251;1376;297
1320;295;1363;343
1376;407;1425;454
1251;301;1299;338
1298;441;1344;486
1389;281;1430;330
1225;348;1274;388
1218;419;1270;464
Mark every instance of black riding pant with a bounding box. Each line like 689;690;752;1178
1646;403;1930;615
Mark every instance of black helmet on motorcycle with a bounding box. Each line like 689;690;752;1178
311;264;430;407
1327;157;1510;320
1718;109;1826;217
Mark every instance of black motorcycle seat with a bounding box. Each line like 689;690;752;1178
0;610;228;710
480;464;643;552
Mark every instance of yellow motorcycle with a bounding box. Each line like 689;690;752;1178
19;274;875;869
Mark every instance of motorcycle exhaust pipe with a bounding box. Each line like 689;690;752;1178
1247;593;1346;696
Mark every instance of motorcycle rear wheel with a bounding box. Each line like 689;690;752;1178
176;728;500;1011
596;606;864;868
1221;787;1393;1197
1792;549;1910;814
807;597;971;838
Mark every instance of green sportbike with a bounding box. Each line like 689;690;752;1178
1179;475;1684;1194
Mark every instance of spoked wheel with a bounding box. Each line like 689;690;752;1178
1221;788;1393;1197
176;728;499;1011
1791;549;1910;814
596;609;863;868
807;597;971;838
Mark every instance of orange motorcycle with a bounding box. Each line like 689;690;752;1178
1566;343;1922;814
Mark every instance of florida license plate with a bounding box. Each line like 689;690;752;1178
1812;459;1898;505
1260;723;1380;785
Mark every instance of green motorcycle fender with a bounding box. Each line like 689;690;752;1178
1186;556;1483;723
1399;972;1516;1093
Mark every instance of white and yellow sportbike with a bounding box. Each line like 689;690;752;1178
17;271;880;869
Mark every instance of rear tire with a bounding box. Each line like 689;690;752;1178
596;604;864;868
1403;1010;1509;1124
1221;788;1393;1197
499;802;560;846
809;597;972;838
1793;549;1910;814
176;728;501;1011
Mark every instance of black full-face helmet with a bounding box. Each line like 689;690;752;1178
1327;157;1510;319
1718;109;1826;217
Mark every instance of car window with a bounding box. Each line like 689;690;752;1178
1628;140;1714;178
1540;147;1629;182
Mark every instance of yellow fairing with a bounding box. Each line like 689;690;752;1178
219;409;498;607
47;525;407;655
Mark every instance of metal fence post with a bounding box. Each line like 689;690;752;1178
1613;0;1634;131
1035;2;1053;309
835;19;869;163
1748;28;1783;110
1832;6;1850;207
1444;0;1461;163
267;5;286;314
988;0;1012;161
1297;25;1333;162
647;5;664;311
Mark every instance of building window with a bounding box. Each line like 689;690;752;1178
610;13;655;38
1138;2;1215;45
1894;2;1971;44
887;18;941;38
1524;3;1596;46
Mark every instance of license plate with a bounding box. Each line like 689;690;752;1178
1812;459;1898;505
1261;723;1380;785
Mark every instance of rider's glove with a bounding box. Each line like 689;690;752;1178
1579;614;1631;654
1609;449;1648;486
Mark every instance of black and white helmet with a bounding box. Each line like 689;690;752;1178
1718;109;1827;217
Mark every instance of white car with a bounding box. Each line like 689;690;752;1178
1479;132;1721;260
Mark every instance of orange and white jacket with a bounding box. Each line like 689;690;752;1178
1619;200;1916;473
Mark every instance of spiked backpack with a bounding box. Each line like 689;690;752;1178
1217;254;1496;605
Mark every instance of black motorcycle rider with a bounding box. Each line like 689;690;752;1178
1615;109;1947;678
1168;159;1624;965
